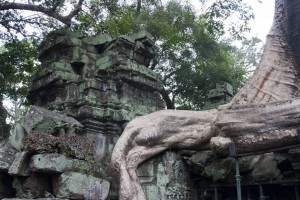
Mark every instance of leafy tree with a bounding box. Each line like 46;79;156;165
90;0;255;109
232;36;263;75
0;0;84;40
0;39;39;120
0;0;260;110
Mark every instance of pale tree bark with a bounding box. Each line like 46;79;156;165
210;0;300;154
111;0;300;199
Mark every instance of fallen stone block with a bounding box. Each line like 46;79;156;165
185;150;215;173
82;34;112;46
239;155;263;172
23;132;60;154
59;134;95;161
8;123;25;151
250;153;281;181
8;152;31;176
53;172;110;200
0;143;17;172
30;154;69;173
21;105;83;135
23;132;95;161
30;153;106;178
201;157;235;181
9;106;83;152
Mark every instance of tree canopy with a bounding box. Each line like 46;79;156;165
0;0;261;110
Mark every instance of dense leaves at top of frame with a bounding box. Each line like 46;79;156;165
0;0;261;110
0;39;39;102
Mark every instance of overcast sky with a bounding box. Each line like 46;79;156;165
245;0;275;41
190;0;275;42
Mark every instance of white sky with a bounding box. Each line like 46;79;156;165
244;0;275;41
190;0;275;42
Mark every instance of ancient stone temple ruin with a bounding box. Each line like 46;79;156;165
0;30;195;199
202;82;233;110
1;24;300;200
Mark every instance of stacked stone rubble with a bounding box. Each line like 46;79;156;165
0;106;110;199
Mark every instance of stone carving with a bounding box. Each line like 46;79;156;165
111;0;300;199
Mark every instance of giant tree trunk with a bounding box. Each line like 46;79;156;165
210;0;300;154
111;0;300;199
232;0;300;105
284;0;300;70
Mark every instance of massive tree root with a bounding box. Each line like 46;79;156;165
111;0;300;199
112;98;300;200
111;109;218;199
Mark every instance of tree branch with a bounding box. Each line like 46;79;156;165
135;0;141;17
160;88;175;109
0;0;84;26
51;0;64;11
66;0;84;24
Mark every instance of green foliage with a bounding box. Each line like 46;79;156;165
90;0;255;109
0;39;39;102
199;0;254;39
0;0;261;110
174;42;247;110
232;36;263;75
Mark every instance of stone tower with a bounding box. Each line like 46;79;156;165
28;30;164;163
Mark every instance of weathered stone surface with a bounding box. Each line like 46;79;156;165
30;153;107;178
0;143;17;172
30;154;69;173
250;153;281;181
59;134;95;161
82;34;112;46
185;151;215;173
8;152;31;176
53;172;110;200
139;151;194;200
203;82;233;110
288;148;300;170
21;105;83;135
9;123;26;151
201;157;235;181
26;31;165;181
23;131;96;161
13;173;52;199
23;132;60;154
239;155;263;172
